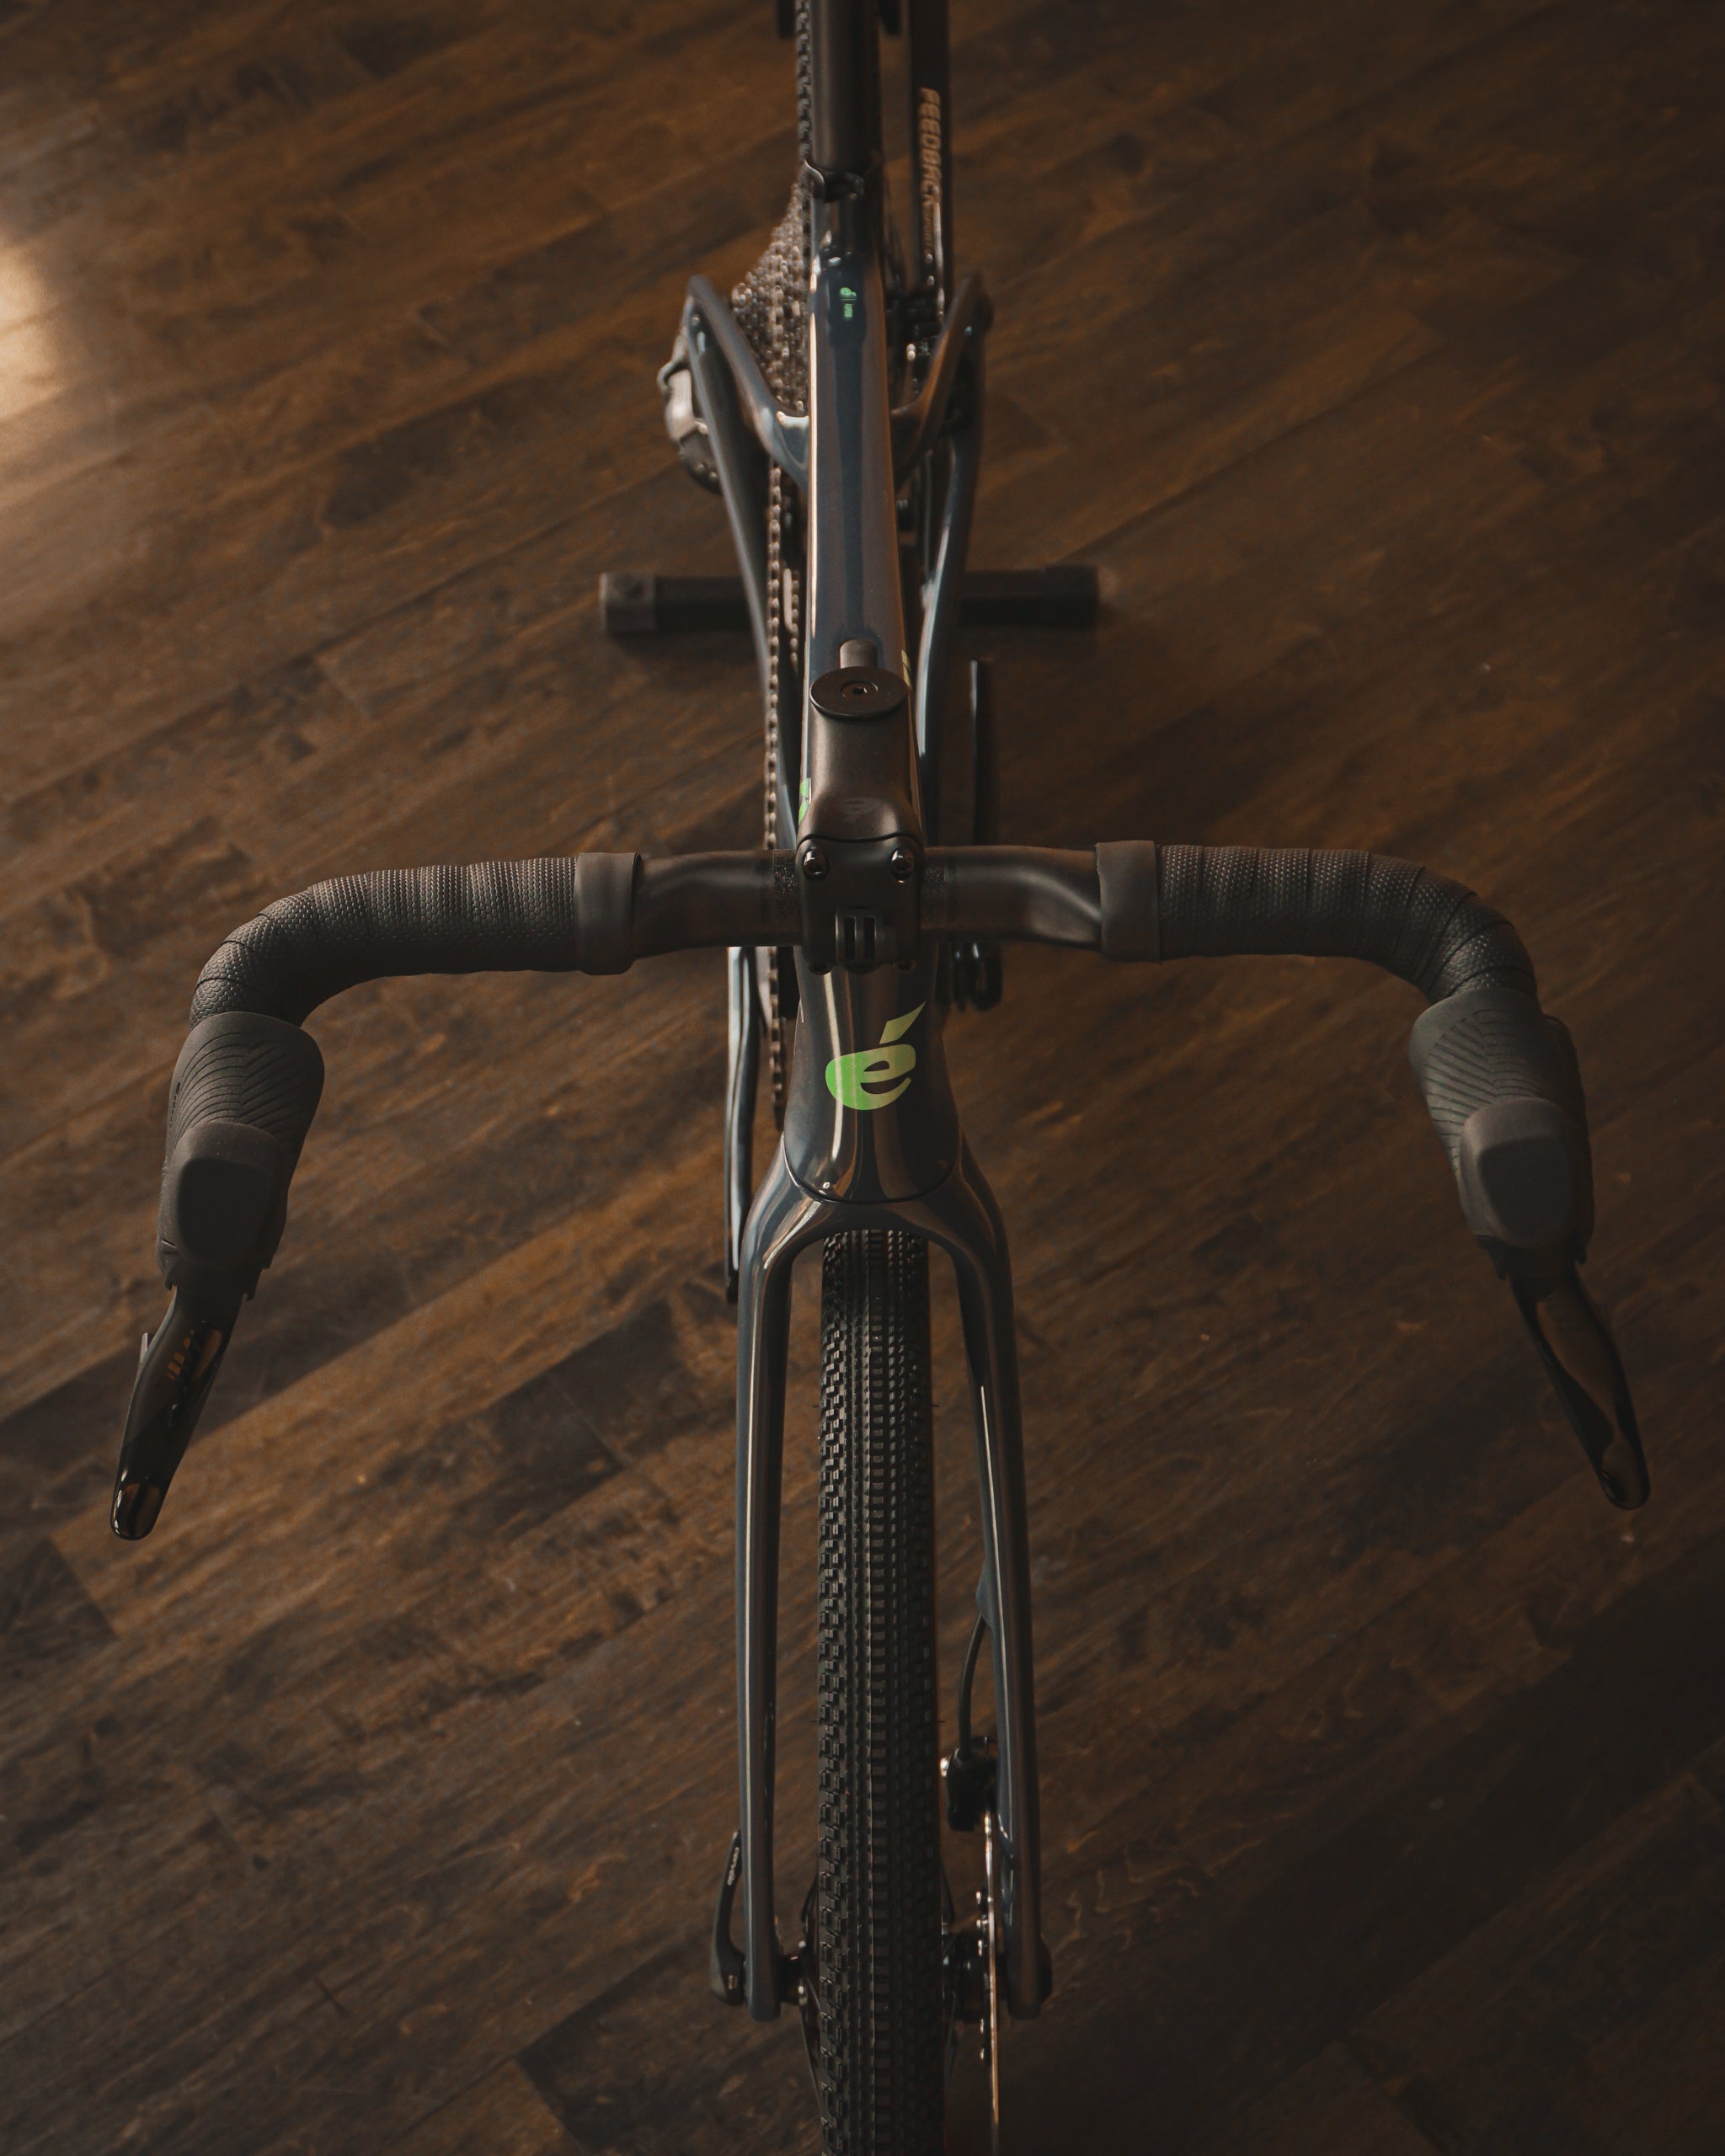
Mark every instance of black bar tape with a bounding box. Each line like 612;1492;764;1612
1154;846;1535;1001
158;1012;326;1297
190;855;640;1027
1090;840;1589;1257
1409;988;1594;1254
1095;842;1158;961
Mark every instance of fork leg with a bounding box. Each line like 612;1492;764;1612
734;1146;832;2020
732;1140;1047;2022
914;1141;1047;2018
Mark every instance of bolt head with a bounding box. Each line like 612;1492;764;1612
800;845;829;881
889;844;916;882
809;665;908;723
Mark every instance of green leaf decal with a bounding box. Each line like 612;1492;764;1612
825;1044;914;1110
824;1006;925;1111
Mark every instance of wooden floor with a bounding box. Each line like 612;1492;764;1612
3;1;1722;2149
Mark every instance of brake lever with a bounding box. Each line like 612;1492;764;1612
1505;1257;1649;1510
110;1287;241;1540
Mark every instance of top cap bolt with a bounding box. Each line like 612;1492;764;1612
809;665;909;723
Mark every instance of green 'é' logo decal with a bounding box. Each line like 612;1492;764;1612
825;1005;925;1112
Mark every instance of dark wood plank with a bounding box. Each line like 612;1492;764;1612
1194;2041;1440;2156
1348;1750;1725;2156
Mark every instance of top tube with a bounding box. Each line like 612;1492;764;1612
801;200;912;760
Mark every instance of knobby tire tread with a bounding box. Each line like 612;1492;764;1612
815;1230;944;2156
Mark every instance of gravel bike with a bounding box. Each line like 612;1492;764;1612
112;4;1649;2149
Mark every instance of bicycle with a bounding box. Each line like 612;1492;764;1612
110;5;1649;2151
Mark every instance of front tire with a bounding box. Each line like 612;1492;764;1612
814;1229;944;2154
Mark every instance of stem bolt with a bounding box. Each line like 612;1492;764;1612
800;845;829;881
889;844;916;882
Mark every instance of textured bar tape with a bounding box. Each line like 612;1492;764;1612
1093;841;1589;1253
1151;844;1533;1000
1096;843;1535;999
190;854;641;1026
163;854;639;1297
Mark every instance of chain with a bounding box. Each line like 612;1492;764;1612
730;7;814;1121
765;469;783;854
764;462;788;1118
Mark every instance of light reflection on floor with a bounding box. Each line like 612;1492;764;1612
0;243;62;427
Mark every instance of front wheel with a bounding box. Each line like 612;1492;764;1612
814;1229;945;2153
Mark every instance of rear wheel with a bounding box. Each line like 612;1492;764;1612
814;1229;945;2154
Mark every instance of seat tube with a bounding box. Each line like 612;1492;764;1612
806;0;874;188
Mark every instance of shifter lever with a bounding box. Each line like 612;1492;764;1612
110;1287;241;1539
